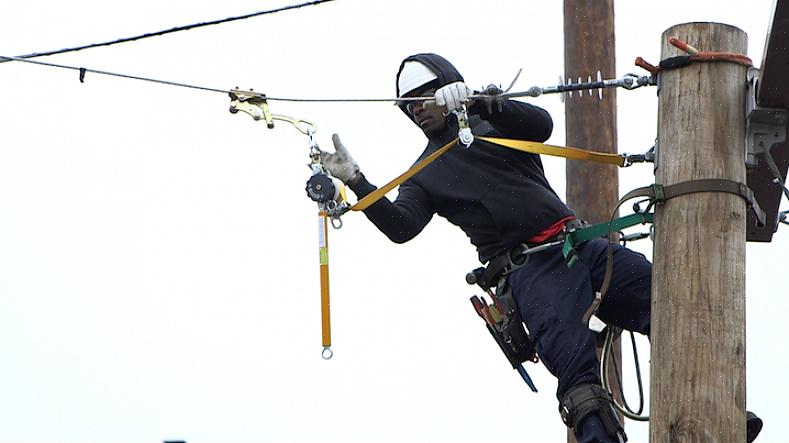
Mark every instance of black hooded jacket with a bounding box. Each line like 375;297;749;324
349;53;574;263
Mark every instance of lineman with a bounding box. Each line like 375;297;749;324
321;53;759;443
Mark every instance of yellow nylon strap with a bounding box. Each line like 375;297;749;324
350;138;458;211
478;136;625;166
349;136;623;212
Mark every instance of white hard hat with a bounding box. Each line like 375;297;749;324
398;61;438;97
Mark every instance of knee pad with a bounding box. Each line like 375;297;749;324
559;383;626;442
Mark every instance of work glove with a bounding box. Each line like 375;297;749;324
434;81;472;113
470;84;506;115
321;134;360;184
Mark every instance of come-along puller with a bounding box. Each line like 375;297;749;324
229;89;349;360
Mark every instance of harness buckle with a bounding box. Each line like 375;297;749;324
651;183;666;203
505;243;530;270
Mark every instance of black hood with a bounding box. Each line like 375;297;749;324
395;53;465;130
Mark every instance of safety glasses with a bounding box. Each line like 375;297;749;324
402;89;436;115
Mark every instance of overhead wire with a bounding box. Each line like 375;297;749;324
0;54;650;106
0;55;230;94
0;55;229;95
0;0;338;64
0;54;433;103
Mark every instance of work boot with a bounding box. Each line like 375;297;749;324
747;411;763;443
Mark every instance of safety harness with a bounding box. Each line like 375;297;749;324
228;40;777;437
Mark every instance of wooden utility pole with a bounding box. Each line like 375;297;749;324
564;0;619;218
651;23;748;441
563;1;621;442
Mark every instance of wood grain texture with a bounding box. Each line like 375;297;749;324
651;22;747;443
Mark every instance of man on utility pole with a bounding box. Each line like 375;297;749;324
321;53;654;443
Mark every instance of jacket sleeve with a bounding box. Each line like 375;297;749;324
347;173;434;243
474;100;553;142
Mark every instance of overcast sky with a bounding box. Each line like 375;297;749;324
0;1;785;442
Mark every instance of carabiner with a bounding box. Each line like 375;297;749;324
453;105;474;147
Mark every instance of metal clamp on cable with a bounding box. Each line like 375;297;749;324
229;89;317;135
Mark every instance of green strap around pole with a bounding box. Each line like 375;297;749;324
562;212;655;264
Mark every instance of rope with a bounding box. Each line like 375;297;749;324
1;0;338;64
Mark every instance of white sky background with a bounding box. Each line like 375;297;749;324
0;0;786;442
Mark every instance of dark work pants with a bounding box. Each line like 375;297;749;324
507;238;651;443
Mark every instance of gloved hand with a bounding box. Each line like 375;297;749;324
434;81;472;113
321;134;360;184
470;84;505;115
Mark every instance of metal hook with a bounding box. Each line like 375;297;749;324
322;346;333;360
631;199;652;214
274;114;318;136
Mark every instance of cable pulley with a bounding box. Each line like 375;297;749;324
306;173;344;204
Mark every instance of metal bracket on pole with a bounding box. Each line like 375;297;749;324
745;68;788;170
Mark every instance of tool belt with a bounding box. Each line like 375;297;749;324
467;219;591;291
465;220;593;392
469;278;537;369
